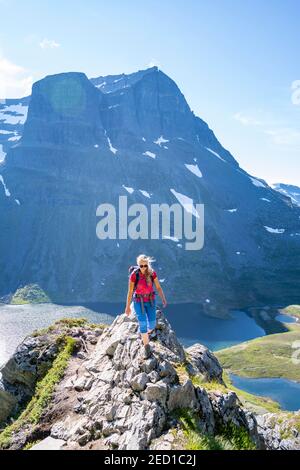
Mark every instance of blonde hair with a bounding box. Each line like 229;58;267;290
136;253;156;286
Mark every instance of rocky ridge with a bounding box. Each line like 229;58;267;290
0;310;299;450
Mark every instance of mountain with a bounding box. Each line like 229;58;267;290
272;183;300;206
0;97;30;163
0;66;300;315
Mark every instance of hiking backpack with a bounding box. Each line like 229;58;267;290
128;265;155;293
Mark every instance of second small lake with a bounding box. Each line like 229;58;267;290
229;373;300;411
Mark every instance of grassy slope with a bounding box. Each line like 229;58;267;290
174;361;280;415
0;335;76;449
215;323;300;382
171;408;256;450
0;318;108;450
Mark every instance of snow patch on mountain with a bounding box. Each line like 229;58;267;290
264;226;285;234
185;163;203;178
0;130;13;135
107;137;117;154
122;185;134;194
154;135;169;146
95;82;106;89
163;235;180;242
8;135;21;142
0;174;11;196
170;188;200;218
250;176;267;188
205;147;226;163
139;189;151;198
0;104;28;125
142;151;156;159
0;144;6;162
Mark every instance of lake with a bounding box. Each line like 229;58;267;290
229;373;300;411
0;303;115;368
0;301;294;368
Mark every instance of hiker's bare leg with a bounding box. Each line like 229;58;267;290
141;332;149;346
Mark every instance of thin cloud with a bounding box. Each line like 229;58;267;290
233;111;264;127
234;109;300;149
39;38;61;49
0;55;33;100
264;127;300;146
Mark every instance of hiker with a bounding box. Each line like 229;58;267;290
125;254;167;358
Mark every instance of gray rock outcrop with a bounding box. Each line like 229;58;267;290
256;411;300;450
46;310;261;450
3;309;299;450
0;320;102;425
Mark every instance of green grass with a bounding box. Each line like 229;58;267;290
31;317;107;337
172;408;256;450
215;323;300;382
10;284;51;304
248;410;300;441
278;412;300;440
190;375;229;393
0;335;76;449
53;317;107;329
173;360;280;415
173;361;228;393
23;440;41;450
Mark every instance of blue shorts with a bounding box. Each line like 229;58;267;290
133;299;157;334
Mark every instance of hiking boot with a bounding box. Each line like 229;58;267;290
142;343;152;359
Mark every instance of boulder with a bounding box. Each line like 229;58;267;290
185;343;224;383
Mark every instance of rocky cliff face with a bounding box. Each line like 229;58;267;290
256;412;300;450
1;309;300;450
0;318;102;424
0;309;268;450
0;66;300;314
0;311;259;449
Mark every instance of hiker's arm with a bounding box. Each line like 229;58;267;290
125;280;135;311
154;277;167;305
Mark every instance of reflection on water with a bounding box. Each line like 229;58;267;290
0;303;115;368
0;302;296;368
163;306;265;351
229;373;300;411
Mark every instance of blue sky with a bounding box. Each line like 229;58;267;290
0;0;299;185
